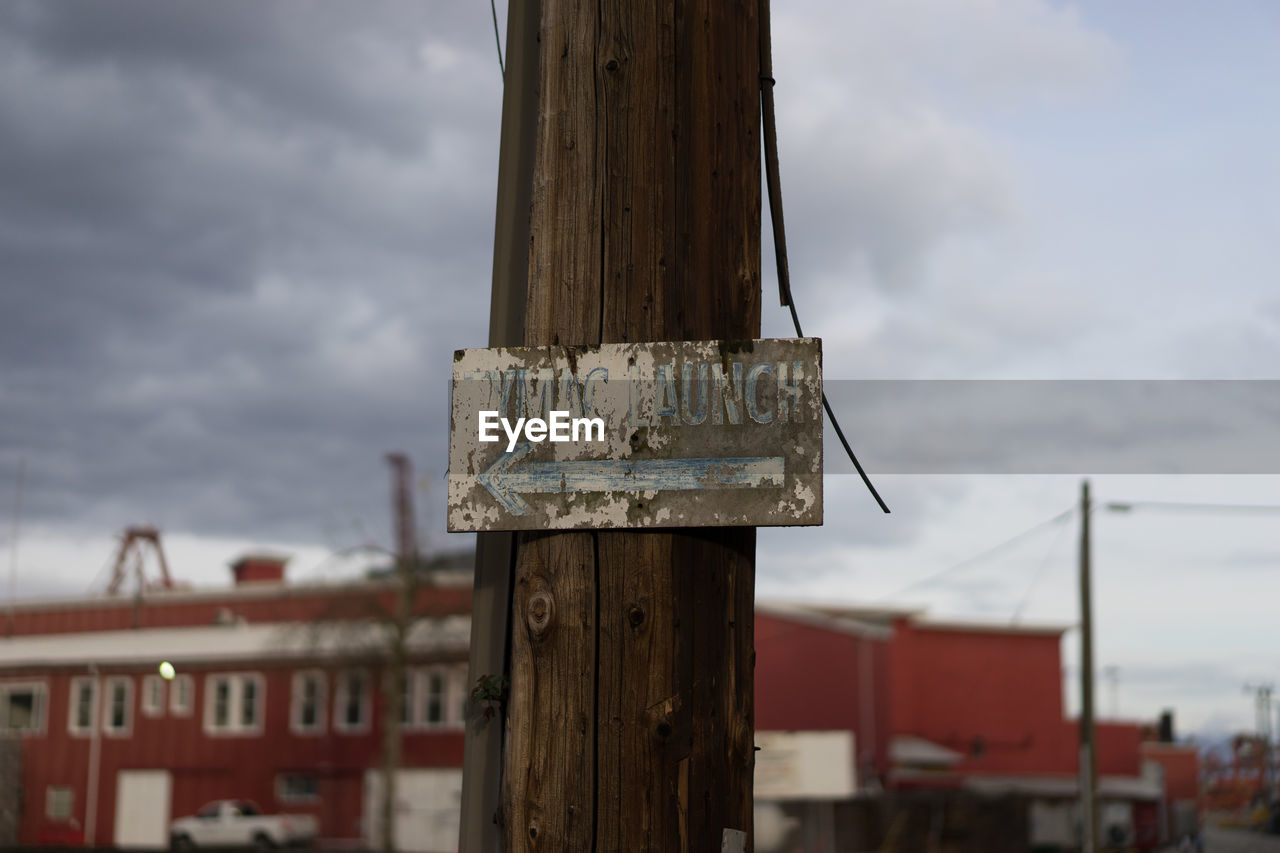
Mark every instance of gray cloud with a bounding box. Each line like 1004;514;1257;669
765;0;1117;299
0;0;1240;590
0;1;501;545
1117;662;1260;698
825;380;1280;474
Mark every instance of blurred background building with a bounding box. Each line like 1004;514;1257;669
1;549;1205;852
0;552;472;850
754;602;1201;852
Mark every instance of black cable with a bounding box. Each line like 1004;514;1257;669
1107;500;1280;515
490;0;505;77
823;392;891;514
758;0;889;513
879;508;1075;602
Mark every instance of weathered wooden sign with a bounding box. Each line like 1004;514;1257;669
447;338;822;531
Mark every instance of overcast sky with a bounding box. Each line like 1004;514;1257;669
2;1;1278;738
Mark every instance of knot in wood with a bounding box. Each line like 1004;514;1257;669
627;604;646;629
605;58;619;72
526;590;554;637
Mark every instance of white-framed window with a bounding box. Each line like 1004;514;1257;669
141;675;165;718
68;677;97;735
404;666;468;730
423;670;447;726
102;676;132;737
333;670;370;733
203;673;265;736
0;680;48;735
276;772;319;803
46;785;74;820
170;673;194;716
290;670;326;735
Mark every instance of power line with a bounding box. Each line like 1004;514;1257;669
758;0;888;514
879;507;1075;602
1107;500;1280;515
1010;506;1075;624
489;0;505;76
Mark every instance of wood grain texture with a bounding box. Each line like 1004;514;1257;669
504;0;760;847
522;0;602;347
504;533;598;851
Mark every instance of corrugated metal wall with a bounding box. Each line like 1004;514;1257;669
0;735;21;845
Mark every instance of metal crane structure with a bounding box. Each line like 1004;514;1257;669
105;524;176;595
1244;683;1276;803
385;453;419;571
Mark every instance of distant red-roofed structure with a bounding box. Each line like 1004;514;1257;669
0;553;473;849
753;602;1197;851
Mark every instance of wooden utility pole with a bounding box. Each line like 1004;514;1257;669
459;0;537;847
501;0;761;849
379;453;419;852
1079;479;1097;852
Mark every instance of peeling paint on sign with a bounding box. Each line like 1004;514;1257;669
447;338;823;531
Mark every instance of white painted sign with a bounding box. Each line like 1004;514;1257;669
754;730;857;801
447;338;823;531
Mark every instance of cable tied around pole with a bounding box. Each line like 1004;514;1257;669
757;0;890;513
490;0;506;76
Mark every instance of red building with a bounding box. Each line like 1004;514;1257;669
2;557;1202;852
754;603;1195;851
754;603;893;787
1142;740;1202;838
0;555;472;849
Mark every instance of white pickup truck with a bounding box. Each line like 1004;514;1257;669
170;799;318;849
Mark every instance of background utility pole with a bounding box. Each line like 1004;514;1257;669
1102;665;1119;719
500;0;761;849
380;452;420;853
1079;479;1098;853
459;0;537;847
1244;684;1274;803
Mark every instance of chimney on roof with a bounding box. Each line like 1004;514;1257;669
230;554;288;586
1158;709;1175;743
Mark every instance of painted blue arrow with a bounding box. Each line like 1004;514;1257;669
476;443;786;516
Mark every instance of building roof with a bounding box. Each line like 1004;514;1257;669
804;603;926;622
1139;740;1199;754
756;600;1071;638
910;615;1074;637
756;601;894;640
5;577;409;613
962;773;1163;800
5;552;475;618
0;615;470;670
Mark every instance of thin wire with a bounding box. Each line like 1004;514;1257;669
490;0;506;77
85;544;121;596
758;0;888;513
1108;500;1280;515
823;393;890;513
757;0;791;309
1010;507;1075;624
778;187;888;513
878;508;1075;602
